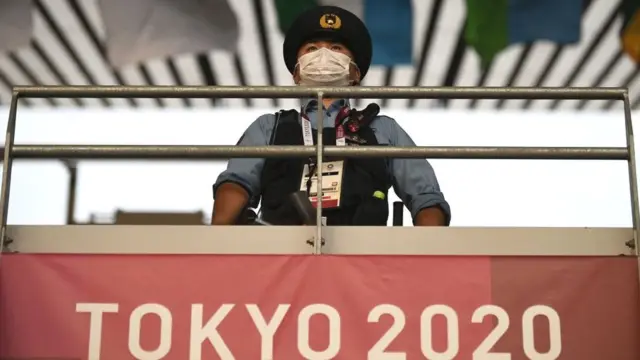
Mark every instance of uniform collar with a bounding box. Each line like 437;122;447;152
301;98;350;114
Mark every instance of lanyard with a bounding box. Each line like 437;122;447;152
301;107;349;147
301;107;350;196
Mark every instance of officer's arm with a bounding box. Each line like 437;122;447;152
211;114;273;225
382;116;451;226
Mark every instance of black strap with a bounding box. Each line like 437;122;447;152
270;110;299;145
268;111;281;145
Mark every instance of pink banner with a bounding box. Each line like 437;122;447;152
0;254;638;359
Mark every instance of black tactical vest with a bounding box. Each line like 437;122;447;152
260;109;392;226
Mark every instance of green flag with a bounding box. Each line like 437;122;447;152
465;0;508;69
465;0;582;69
275;0;318;34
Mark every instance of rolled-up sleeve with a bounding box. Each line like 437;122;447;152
382;116;451;225
212;114;275;200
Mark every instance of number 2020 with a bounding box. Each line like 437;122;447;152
367;304;561;360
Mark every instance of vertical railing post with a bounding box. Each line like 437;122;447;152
623;92;640;254
0;92;20;253
314;91;324;255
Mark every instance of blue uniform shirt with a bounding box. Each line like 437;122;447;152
213;99;451;224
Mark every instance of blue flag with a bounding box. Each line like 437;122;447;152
508;0;582;44
365;0;413;65
467;0;582;67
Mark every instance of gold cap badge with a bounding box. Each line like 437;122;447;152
319;14;341;30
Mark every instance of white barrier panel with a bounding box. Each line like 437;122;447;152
5;225;633;255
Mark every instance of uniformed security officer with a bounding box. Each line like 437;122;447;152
211;5;450;226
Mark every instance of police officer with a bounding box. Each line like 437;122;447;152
211;5;450;226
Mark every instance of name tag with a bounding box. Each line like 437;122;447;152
300;160;344;208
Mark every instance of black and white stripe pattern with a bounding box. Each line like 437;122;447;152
0;0;637;111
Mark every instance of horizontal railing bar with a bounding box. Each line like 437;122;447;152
0;145;628;160
12;85;627;100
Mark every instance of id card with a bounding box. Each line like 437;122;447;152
300;160;344;208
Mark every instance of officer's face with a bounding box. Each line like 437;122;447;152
294;40;361;84
298;40;353;59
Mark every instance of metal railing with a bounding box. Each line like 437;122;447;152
0;85;637;255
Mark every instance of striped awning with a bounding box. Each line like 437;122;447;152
0;0;637;112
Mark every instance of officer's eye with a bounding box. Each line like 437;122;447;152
330;44;344;51
305;45;318;52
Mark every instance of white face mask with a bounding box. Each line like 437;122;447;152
297;47;354;86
